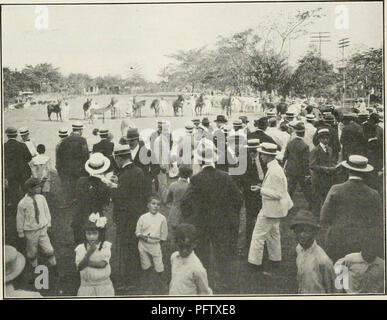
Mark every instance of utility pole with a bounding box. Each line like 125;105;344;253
338;38;350;107
310;32;331;71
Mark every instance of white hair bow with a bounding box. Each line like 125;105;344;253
89;212;107;228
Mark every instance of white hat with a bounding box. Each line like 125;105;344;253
85;153;111;175
257;142;279;156
340;155;373;172
5;245;26;283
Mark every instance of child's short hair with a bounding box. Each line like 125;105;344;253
178;164;193;179
92;128;99;136
174;223;197;241
147;194;161;204
37;144;45;154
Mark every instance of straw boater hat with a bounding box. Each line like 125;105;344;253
113;144;132;158
185;123;194;133
85;153;111;175
290;209;320;230
233;119;243;128
285;112;295;119
72;122;84;131
5;245;26;283
5;127;18;137
317;128;330;138
257;142;278;156
192;118;200;125
340;155;373;173
246;139;260;149
266;111;277;118
98;127;109;138
19;127;29;136
292;121;305;133
239;116;249;124
306;114;315;122
58;127;69;138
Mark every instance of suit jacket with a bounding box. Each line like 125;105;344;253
56;133;89;177
131;141;159;199
113;163;147;232
310;144;336;196
340;121;366;160
247;129;277;146
181;166;243;229
321;179;383;261
92;139;114;157
284;137;310;177
312;124;341;160
4;139;32;183
260;159;293;218
363;122;383;171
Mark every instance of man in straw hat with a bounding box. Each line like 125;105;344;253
181;143;243;291
310;128;338;215
56;121;89;204
113;144;146;290
248;143;293;276
4;126;32;209
321;155;383;263
5;245;42;298
19;127;37;157
283;122;312;206
340;113;366;161
92;126;114;158
304;114;317;151
290;210;336;294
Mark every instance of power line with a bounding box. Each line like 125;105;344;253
338;38;350;106
310;32;331;71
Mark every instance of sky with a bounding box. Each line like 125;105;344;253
2;2;383;81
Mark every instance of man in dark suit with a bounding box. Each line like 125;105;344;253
92;127;114;157
340;114;366;160
321;155;383;262
56;122;89;203
240;139;264;250
125;128;159;201
181;145;243;292
310;128;338;215
283;122;312;205
113;145;147;290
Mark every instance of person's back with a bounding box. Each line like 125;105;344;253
5;138;32;182
57;134;89;176
93;139;114;158
284;137;309;177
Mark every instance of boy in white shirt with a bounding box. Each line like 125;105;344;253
136;195;168;292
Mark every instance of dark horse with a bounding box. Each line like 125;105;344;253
47;100;62;121
150;99;161;117
195;94;205;116
83;98;92;119
132;96;146;118
221;96;232;117
173;95;184;117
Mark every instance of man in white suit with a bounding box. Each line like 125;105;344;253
248;143;293;275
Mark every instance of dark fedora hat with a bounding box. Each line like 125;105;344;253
5;126;18;137
126;128;140;141
214;115;227;123
202;117;210;125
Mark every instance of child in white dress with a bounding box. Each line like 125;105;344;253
75;213;114;296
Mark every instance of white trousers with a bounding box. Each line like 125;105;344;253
248;212;281;266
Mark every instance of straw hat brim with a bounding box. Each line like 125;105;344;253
85;157;111;175
257;147;278;155
6;252;25;283
340;161;374;172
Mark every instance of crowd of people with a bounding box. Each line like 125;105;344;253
4;98;385;297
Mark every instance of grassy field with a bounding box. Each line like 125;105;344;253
4;94;312;296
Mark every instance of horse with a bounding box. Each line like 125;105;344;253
47;100;62;121
173;95;184;117
132;96;146;118
109;97;119;119
83;98;92;119
221;96;232;117
150;99;161;117
195;94;205;116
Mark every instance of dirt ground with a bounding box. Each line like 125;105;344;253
4;95;313;296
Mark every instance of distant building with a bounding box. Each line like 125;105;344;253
84;85;99;95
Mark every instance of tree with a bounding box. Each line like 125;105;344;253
22;63;62;93
291;51;338;97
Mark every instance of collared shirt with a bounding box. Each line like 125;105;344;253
348;176;363;181
296;241;336;294
334;252;384;294
121;161;133;169
16;194;51;235
169;251;213;295
319;143;328;153
135;212;168;244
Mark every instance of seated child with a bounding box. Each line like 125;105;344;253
135;195;168;288
290;209;336;294
334;235;384;294
75;212;114;296
169;223;213;295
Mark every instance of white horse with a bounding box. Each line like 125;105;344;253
159;98;168;116
202;98;213;115
184;96;197;116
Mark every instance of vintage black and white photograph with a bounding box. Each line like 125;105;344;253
2;1;385;299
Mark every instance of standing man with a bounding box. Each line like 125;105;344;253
321;155;383;262
19;128;37;158
283;122;312;206
113;144;147;290
340;114;366;160
304;114;317;151
310;128;337;215
212;115;228;148
56;122;89;205
248;143;293;275
181;144;243;292
92;127;114;157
